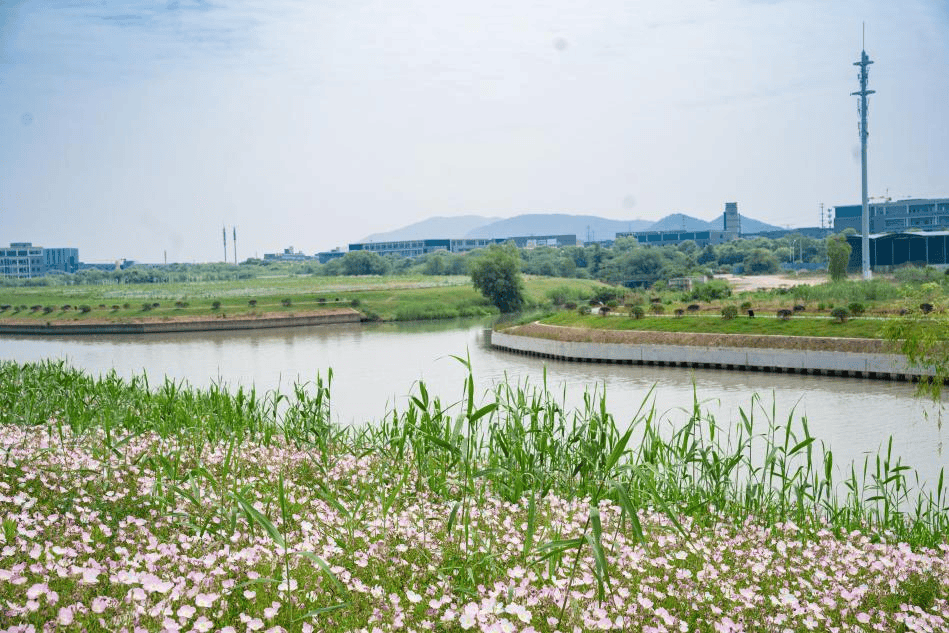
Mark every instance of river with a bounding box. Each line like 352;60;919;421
0;318;944;489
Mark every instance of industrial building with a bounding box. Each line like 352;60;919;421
616;202;742;247
0;243;79;278
846;231;949;270
347;234;577;258
834;198;949;233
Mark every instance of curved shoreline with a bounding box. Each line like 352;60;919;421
0;309;362;336
492;323;929;382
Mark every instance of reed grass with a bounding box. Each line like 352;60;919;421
0;359;947;631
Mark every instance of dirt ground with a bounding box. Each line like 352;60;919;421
508;322;891;354
716;272;828;293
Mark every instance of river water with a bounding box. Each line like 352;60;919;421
0;318;944;489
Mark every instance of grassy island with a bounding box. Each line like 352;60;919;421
1;361;947;632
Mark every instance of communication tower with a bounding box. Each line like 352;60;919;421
851;28;875;279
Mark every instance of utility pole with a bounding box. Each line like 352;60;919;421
852;27;875;279
222;226;227;263
233;227;237;265
819;203;825;230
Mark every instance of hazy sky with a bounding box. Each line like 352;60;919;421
2;0;947;263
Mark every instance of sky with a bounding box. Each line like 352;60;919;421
1;0;947;263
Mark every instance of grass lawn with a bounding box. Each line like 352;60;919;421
0;276;606;323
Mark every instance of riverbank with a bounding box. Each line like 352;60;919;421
494;322;927;381
1;361;947;632
0;308;361;335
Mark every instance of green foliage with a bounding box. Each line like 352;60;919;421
211;300;222;310
720;305;738;320
744;248;781;275
831;307;850;323
630;305;645;319
339;250;391;276
827;234;852;282
688;279;732;302
847;302;865;316
881;312;949;400
469;243;525;313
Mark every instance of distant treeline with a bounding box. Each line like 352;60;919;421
1;233;834;288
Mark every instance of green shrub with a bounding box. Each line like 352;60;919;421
141;303;153;311
740;301;752;311
211;300;222;310
43;306;54;314
831;307;850;323
350;298;361;308
721;305;738;320
690;279;732;302
578;305;592;315
248;299;257;307
847;302;865;316
78;305;91;313
563;301;577;310
630;305;645;319
650;303;665;315
674;308;685;318
281;298;292;307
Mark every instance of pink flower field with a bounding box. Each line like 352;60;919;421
2;424;947;632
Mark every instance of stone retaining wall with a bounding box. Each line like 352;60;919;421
0;311;361;336
491;330;929;382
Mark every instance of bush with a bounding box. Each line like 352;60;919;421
674;308;685;318
630;305;645;319
599;306;611;316
831;307;850;323
111;305;120;311
30;305;42;312
578;305;592;315
61;305;71;311
776;309;793;320
211;301;222;310
690;279;732;302
122;303;131;309
248;299;257;307
281;298;292;307
43;306;54;314
350;298;361;308
848;302;865;316
79;305;91;313
793;304;805;312
920;303;934;314
650;303;665;315
564;301;577;310
740;301;752;311
141;303;153;311
0;305;9;311
687;304;701;312
721;305;738;320
316;297;327;304
606;299;619;309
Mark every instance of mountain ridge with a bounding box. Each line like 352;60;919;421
359;212;783;243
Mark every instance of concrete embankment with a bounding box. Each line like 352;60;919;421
491;325;930;382
0;310;362;336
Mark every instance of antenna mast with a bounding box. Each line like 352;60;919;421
852;25;875;279
222;226;227;263
233;227;237;265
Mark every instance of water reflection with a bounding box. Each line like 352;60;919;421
0;318;943;488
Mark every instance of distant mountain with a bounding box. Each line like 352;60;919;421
709;213;783;235
465;214;653;241
646;213;782;234
360;215;500;243
644;213;712;232
358;212;784;244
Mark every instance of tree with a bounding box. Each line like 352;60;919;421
743;248;780;275
469;243;525;313
826;234;852;282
